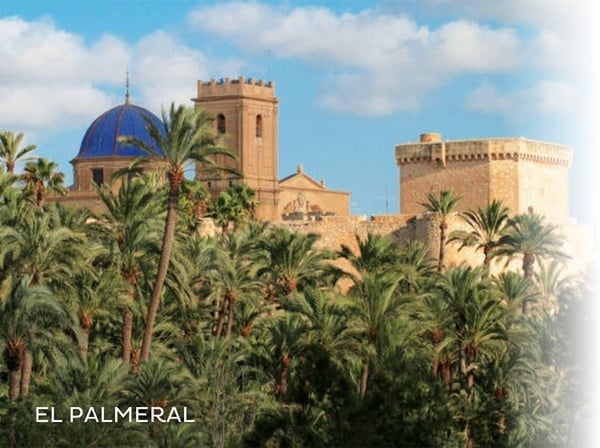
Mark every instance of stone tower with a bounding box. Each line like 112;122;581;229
395;133;573;224
192;76;280;221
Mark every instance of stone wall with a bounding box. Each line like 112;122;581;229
271;213;593;276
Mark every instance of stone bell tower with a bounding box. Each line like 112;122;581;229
192;76;280;221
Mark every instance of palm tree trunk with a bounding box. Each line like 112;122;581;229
483;246;492;269
140;187;179;362
9;368;21;402
459;342;467;378
7;342;23;402
80;312;92;362
431;329;442;376
225;298;236;338
122;308;133;364
81;328;90;362
215;297;228;338
360;360;369;398
278;354;290;402
20;349;33;397
438;221;447;272
523;252;535;279
495;386;506;436
35;180;45;207
130;348;141;373
441;360;452;387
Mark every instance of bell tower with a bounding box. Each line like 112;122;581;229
192;76;279;221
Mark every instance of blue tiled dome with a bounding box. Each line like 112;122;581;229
76;102;165;158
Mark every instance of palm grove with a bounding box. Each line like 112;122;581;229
0;107;594;447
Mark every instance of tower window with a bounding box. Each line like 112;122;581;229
255;114;263;137
92;168;104;186
217;114;226;134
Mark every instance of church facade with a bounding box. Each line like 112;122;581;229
55;76;350;220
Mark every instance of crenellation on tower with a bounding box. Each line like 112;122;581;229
396;137;572;166
195;76;276;101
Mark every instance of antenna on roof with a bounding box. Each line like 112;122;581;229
125;69;131;104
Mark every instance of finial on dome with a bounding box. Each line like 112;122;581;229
125;70;131;104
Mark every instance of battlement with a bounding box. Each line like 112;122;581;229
395;134;572;167
194;76;276;101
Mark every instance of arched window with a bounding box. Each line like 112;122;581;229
255;114;263;137
217;114;226;134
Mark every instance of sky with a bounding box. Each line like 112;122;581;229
1;0;598;224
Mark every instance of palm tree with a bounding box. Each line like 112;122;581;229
210;183;259;234
125;359;192;439
259;227;334;299
120;103;237;361
0;210;88;289
338;233;399;279
347;271;403;398
65;268;127;362
176;335;256;447
179;178;211;232
0;167;18;197
37;356;149;447
419;189;462;272
96;176;163;364
0;131;37;174
395;240;436;293
0;178;35;229
493;272;539;315
255;313;309;403
534;260;581;312
448;199;510;268
283;287;360;401
21;158;66;207
496;212;567;313
432;266;510;446
0;277;74;401
209;232;267;338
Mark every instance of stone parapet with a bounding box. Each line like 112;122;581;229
195;76;277;102
396;137;572;167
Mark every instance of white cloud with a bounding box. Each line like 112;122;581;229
132;31;244;113
465;79;576;115
0;84;112;130
533;80;576;112
0;16;243;130
189;2;598;117
413;0;590;30
188;3;522;115
0;16;127;129
191;4;427;70
0;16;130;84
415;0;596;77
425;20;520;73
464;80;512;113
